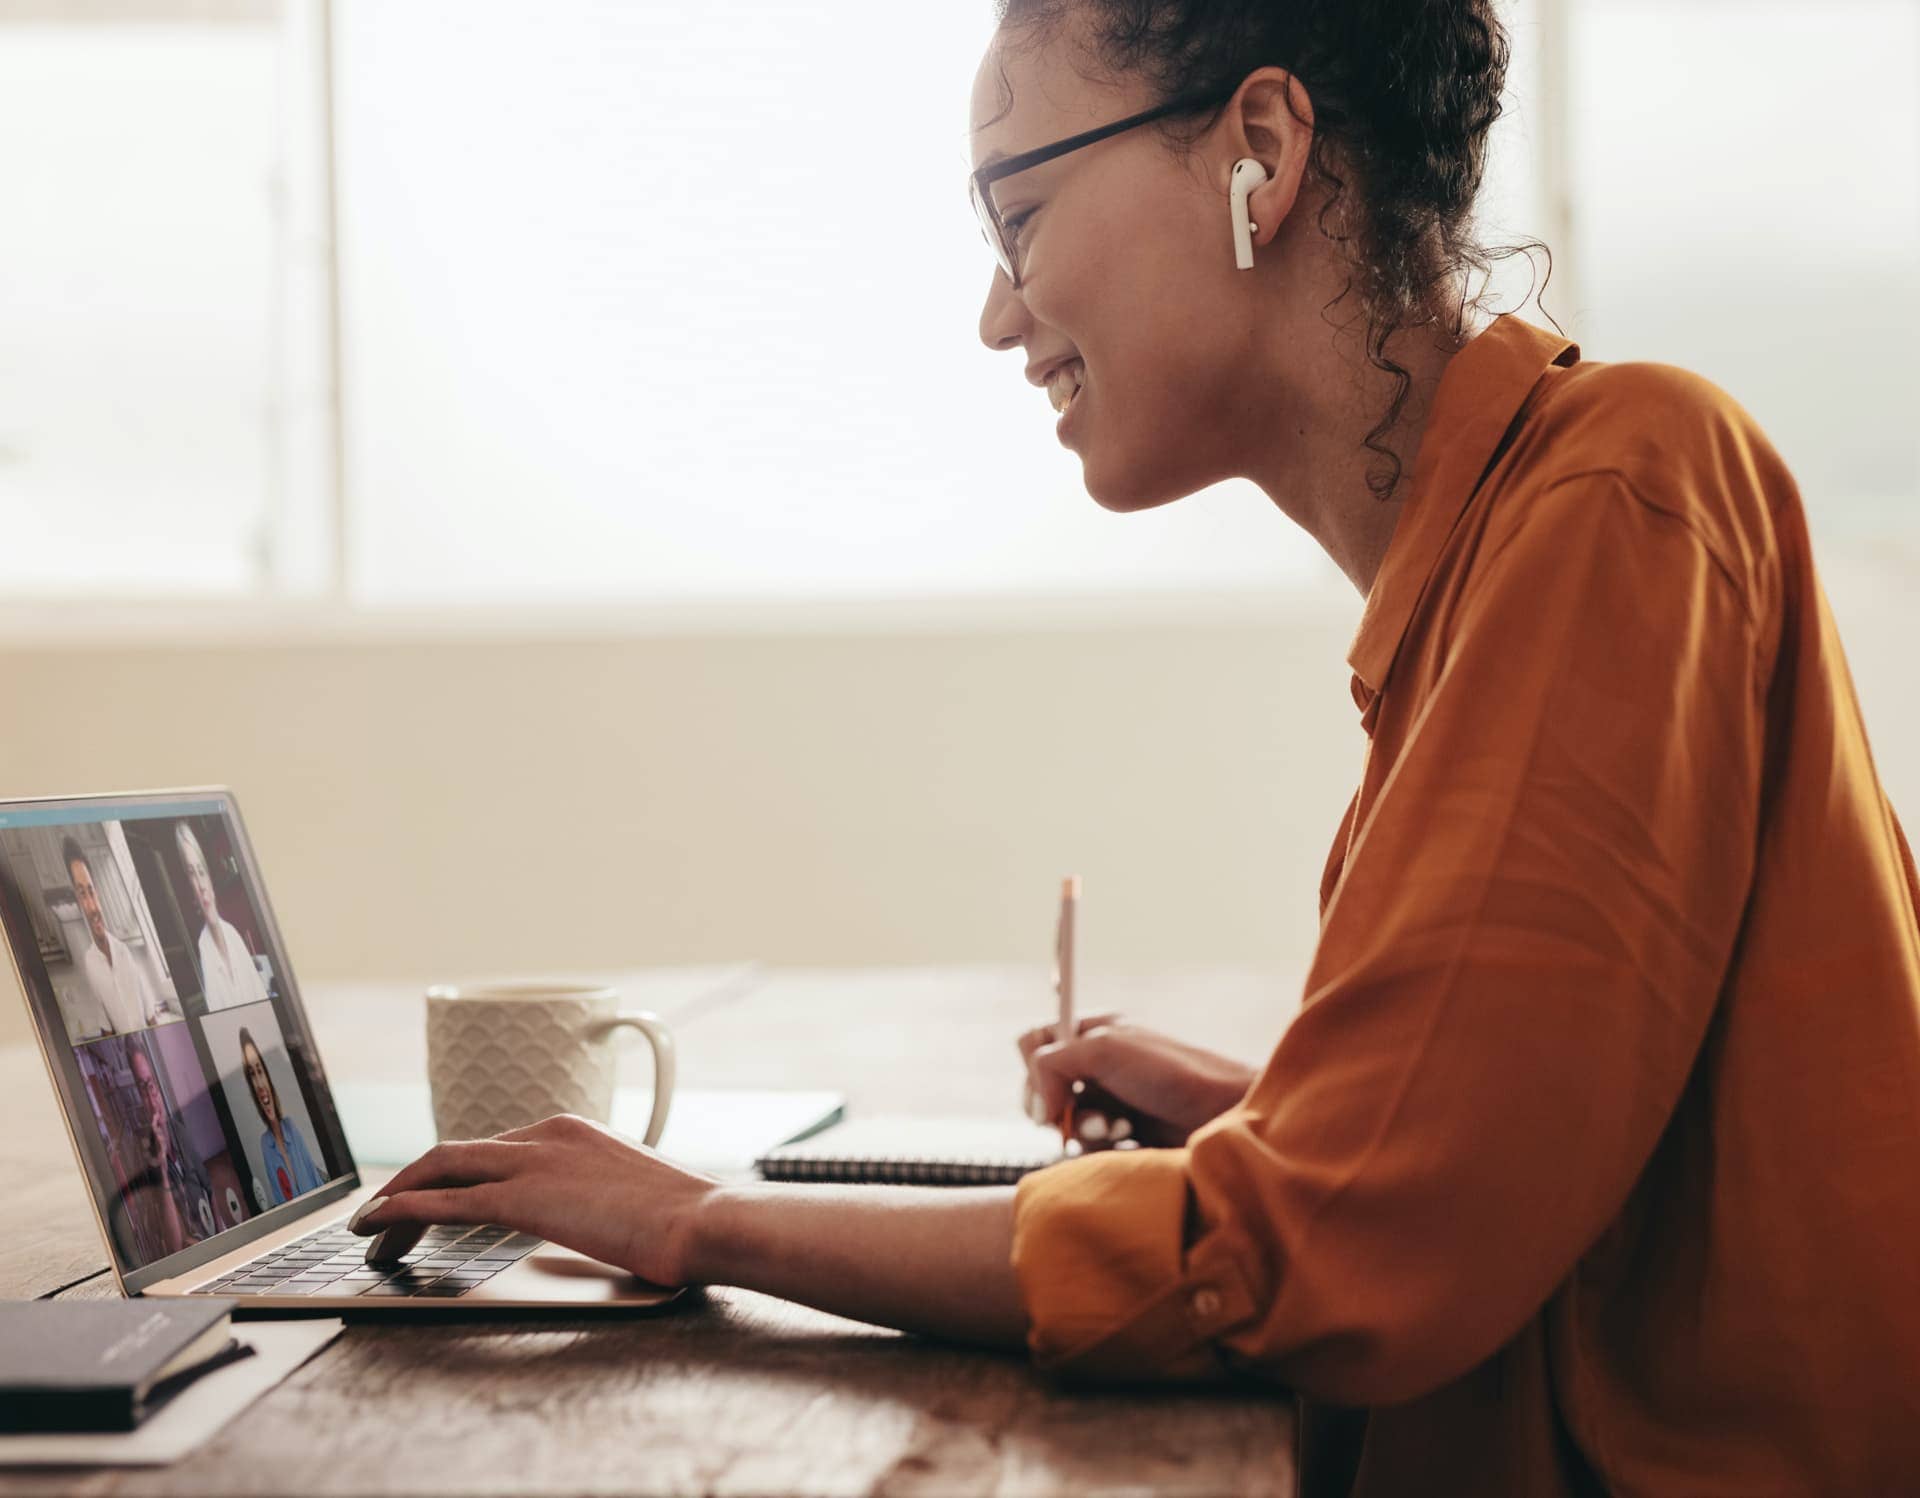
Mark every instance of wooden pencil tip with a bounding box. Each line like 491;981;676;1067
1062;875;1080;898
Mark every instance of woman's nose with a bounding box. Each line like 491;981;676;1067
977;266;1025;352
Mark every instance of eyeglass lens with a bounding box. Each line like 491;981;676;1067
970;176;1016;283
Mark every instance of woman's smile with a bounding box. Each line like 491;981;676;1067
1050;361;1086;437
1045;358;1084;414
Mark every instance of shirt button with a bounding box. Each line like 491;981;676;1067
1189;1287;1222;1319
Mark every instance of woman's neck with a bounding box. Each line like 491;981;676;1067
1242;269;1489;600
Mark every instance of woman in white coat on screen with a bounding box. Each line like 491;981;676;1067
174;821;270;1013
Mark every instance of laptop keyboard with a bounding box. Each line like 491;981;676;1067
192;1220;542;1298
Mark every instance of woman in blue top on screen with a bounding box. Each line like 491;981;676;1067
239;1026;324;1204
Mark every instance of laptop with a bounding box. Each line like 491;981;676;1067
0;787;685;1314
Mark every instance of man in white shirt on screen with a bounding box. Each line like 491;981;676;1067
63;837;169;1035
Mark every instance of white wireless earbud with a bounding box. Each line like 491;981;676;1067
1230;157;1269;270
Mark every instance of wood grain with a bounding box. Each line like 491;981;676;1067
0;1045;114;1300
0;1293;1293;1497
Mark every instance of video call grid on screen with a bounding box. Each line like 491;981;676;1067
0;792;358;1291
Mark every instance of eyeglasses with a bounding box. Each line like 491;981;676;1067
969;88;1237;289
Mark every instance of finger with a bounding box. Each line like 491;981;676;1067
492;1114;578;1143
362;1223;422;1264
1029;1040;1083;1125
360;1184;502;1233
1020;1025;1064;1110
356;1184;503;1262
1020;1011;1120;1065
1016;1023;1058;1066
369;1139;527;1202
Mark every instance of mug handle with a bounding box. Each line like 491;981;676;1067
595;1010;676;1147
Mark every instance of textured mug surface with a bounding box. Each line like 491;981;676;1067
425;980;675;1144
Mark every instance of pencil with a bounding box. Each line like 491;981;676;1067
1058;875;1078;1034
1057;875;1079;1146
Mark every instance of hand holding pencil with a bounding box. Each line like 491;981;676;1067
1019;875;1261;1150
1022;875;1134;1154
1054;876;1130;1153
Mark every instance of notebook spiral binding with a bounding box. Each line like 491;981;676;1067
757;1155;1042;1185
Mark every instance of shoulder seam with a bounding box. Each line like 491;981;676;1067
1528;466;1758;629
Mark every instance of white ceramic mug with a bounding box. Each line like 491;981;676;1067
425;979;675;1146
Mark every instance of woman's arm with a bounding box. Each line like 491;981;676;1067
350;1116;1031;1352
686;1182;1028;1350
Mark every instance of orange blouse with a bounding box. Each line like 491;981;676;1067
1008;312;1920;1494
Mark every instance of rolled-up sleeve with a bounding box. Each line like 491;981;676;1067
1011;1142;1264;1383
1009;472;1766;1401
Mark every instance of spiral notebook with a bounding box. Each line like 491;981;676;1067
754;1114;1070;1185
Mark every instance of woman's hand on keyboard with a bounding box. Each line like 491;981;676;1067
347;1114;723;1286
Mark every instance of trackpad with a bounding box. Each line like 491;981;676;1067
473;1243;686;1306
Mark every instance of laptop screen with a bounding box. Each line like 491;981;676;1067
0;790;358;1291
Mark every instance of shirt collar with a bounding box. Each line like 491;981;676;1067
1345;313;1581;721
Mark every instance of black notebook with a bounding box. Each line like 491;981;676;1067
0;1299;243;1433
754;1115;1069;1184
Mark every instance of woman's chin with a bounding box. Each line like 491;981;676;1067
1083;463;1184;514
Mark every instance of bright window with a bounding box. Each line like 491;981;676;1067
0;13;279;593
9;2;1903;605
1566;0;1920;554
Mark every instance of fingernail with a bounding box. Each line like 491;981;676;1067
1027;1094;1048;1124
348;1195;388;1234
1077;1111;1110;1142
1109;1116;1133;1142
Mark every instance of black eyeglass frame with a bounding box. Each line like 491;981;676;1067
970;88;1239;288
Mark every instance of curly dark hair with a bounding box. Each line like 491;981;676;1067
986;0;1562;503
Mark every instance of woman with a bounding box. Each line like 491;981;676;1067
351;2;1920;1491
175;821;270;1012
239;1026;325;1204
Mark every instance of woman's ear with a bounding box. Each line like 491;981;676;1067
1228;67;1314;250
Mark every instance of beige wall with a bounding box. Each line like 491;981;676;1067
0;547;1913;1051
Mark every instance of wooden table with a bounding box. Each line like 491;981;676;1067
0;964;1299;1496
